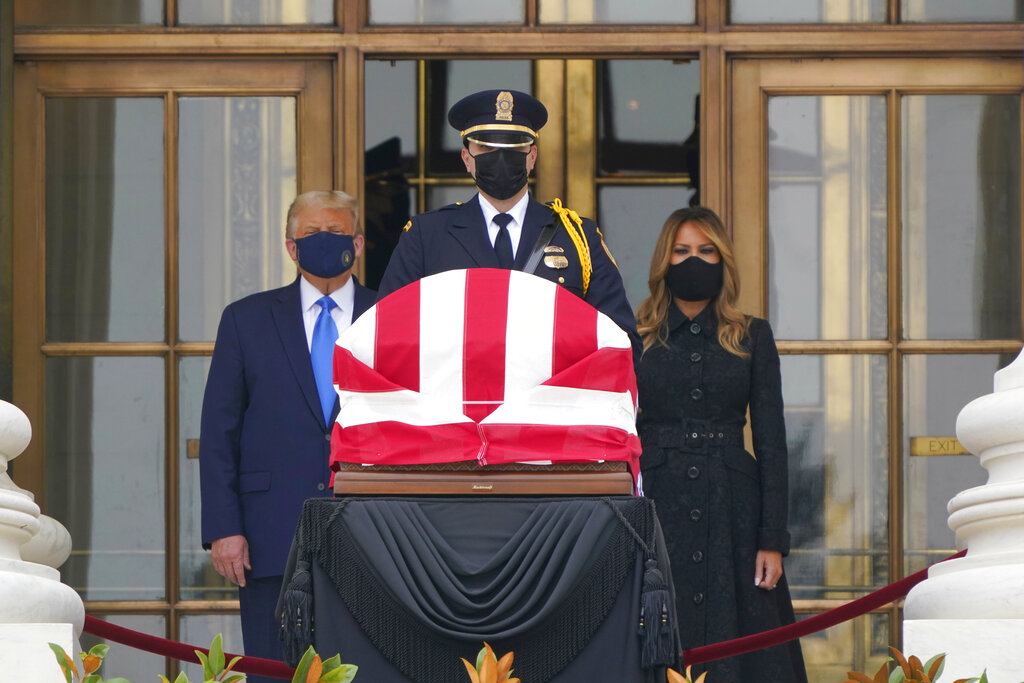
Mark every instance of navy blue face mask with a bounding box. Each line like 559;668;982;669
293;231;355;279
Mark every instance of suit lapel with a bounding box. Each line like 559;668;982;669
272;279;324;425
513;197;553;270
449;195;499;268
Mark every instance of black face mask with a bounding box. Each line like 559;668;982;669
665;256;724;302
469;148;529;200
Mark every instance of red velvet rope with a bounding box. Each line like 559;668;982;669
82;550;966;676
683;550;966;665
82;615;295;680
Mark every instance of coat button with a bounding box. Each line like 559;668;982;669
317;483;325;491
690;508;702;522
324;433;331;442
692;550;704;563
687;466;700;479
690;352;702;362
689;322;701;335
690;388;703;400
693;592;704;605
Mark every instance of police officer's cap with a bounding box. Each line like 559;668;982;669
448;89;548;148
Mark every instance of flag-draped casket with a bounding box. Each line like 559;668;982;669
328;268;641;475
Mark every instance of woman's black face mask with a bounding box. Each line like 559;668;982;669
469;148;530;200
665;256;724;302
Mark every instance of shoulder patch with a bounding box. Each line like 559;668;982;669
594;225;620;270
402;220;413;232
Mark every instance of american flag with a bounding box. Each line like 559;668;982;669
329;268;640;473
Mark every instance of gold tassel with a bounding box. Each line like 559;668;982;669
549;198;592;296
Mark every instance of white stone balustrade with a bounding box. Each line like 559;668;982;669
0;399;85;682
903;347;1024;680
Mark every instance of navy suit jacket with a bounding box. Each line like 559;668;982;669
377;195;639;352
199;276;375;578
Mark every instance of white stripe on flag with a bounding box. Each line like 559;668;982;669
419;270;466;414
596;311;631;349
338;305;377;368
336;388;473;427
483;385;638;434
504;273;556;396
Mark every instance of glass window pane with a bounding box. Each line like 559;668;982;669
369;0;523;24
15;0;162;25
539;0;694;23
46;357;165;601
902;0;1022;22
178;0;332;24
732;0;885;23
81;615;166;680
426;60;532;175
179;614;244;682
366;60;418;176
903;354;999;575
768;96;888;340
178;97;297;343
179;356;235;600
597;60;701;178
46;98;165;343
783;354;889;599
426;185;477;211
902;95;1021;340
799;613;890;681
597;186;696;309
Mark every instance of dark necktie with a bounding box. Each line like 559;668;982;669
311;295;339;426
493;213;514;269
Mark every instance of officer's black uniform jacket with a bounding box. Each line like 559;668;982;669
378;194;640;354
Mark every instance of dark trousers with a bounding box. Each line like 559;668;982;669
239;574;285;683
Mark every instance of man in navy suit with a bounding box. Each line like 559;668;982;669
199;190;375;680
377;89;639;354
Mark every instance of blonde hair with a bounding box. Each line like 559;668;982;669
635;206;750;357
285;190;361;239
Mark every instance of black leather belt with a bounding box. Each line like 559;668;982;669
642;419;744;450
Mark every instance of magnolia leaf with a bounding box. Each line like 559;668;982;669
890;648;912;677
694;672;707;683
320;653;342;672
321;664;359;683
845;673;878;683
462;657;482;683
196;649;213;680
475;645;488;672
222;654;243;675
208;634;227;676
48;643;75;683
82;653;103;675
496;651;514;680
666;669;688;683
923;653;946;680
81;674;102;683
222;674;246;683
292;645;318;683
306;654;324;683
480;651;497;683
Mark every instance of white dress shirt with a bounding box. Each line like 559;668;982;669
299;275;355;351
478;192;530;260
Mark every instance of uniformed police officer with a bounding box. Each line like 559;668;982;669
377;88;639;353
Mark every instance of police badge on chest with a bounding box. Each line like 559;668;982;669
543;245;569;269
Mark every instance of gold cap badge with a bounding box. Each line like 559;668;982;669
495;91;514;122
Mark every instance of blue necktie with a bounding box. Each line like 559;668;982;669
311;295;339;426
493;213;514;269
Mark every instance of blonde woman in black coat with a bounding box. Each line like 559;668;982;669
635;206;807;682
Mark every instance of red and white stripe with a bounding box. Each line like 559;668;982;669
329;268;640;472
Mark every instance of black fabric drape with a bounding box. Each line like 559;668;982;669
280;496;676;683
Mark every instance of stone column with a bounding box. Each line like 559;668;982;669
0;399;85;682
903;348;1024;680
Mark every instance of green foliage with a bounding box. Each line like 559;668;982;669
50;635;356;683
